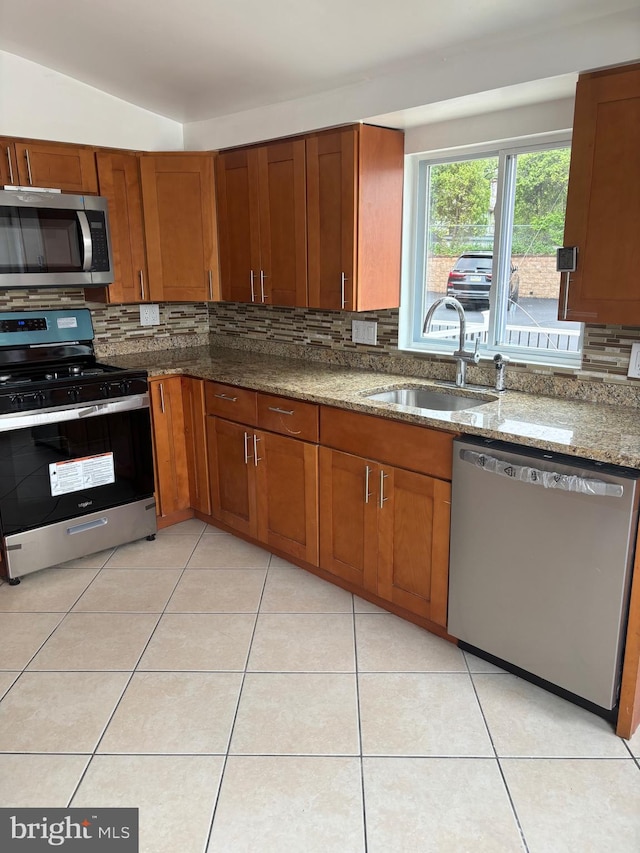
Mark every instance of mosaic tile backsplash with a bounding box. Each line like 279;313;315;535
0;288;639;406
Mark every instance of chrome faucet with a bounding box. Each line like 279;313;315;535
422;296;480;388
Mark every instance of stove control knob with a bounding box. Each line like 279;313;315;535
34;391;46;406
119;379;132;395
99;383;111;398
9;393;23;408
67;387;81;402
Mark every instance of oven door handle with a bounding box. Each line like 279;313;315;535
0;393;150;433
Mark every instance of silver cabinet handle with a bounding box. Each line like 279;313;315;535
208;269;213;300
267;406;294;416
139;270;145;301
6;147;14;184
253;434;262;466
250;270;255;302
213;393;238;402
364;465;372;504
24;148;33;185
260;270;268;302
340;272;348;309
243;431;250;465
379;470;389;509
158;382;165;414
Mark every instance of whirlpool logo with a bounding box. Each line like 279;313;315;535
1;809;138;851
77;500;93;509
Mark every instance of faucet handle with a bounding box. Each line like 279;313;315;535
472;337;480;363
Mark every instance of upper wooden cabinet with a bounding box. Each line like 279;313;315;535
216;138;307;306
560;62;640;324
140;152;220;303
306;124;404;311
89;151;148;304
0;138;98;193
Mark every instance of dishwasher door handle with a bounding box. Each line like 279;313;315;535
459;449;624;498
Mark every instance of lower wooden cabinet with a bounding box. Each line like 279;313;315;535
149;376;190;522
319;446;451;625
182;377;210;515
206;416;319;564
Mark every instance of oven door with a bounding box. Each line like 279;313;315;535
0;395;154;537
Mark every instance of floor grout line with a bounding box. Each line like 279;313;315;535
466;662;531;853
202;548;270;852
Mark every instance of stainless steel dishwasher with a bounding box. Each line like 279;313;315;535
448;436;640;718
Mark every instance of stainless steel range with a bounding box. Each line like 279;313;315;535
0;308;156;583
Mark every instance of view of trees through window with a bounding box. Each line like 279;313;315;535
416;144;581;363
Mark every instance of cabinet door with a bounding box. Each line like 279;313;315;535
149;377;190;519
13;140;98;193
216;148;260;303
377;466;451;625
0;140;17;186
318;447;378;592
140;153;219;302
257;139;307;307
206;416;256;537
182;377;210;516
306;129;357;310
94;151;148;304
255;430;318;564
561;64;640;324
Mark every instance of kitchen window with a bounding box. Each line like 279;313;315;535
399;138;582;367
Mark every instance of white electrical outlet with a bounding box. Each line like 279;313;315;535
352;319;378;346
140;304;160;326
628;342;640;379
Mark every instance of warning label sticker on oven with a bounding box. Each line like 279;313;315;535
56;316;78;328
49;452;115;496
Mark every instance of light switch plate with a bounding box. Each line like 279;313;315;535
352;319;378;346
140;304;160;326
628;342;640;379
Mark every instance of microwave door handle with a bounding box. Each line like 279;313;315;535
77;211;93;272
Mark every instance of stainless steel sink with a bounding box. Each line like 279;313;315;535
364;387;497;411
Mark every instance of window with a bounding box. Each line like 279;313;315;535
400;139;582;367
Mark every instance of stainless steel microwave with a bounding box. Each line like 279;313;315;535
0;188;113;288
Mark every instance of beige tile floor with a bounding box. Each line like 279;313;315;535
0;519;638;852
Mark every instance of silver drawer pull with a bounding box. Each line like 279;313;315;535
213;393;238;402
253;434;262;466
379;470;389;508
268;406;294;416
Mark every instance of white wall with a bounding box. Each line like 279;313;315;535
182;7;639;150
404;98;575;156
0;51;183;150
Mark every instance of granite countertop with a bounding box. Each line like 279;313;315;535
110;345;640;469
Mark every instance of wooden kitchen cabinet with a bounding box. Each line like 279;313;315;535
319;447;450;625
319;407;455;625
205;382;319;564
306;124;404;311
88;151;148;304
0;137;98;193
182;376;210;516
216;138;307;306
149;376;191;524
140;152;219;303
560;62;640;324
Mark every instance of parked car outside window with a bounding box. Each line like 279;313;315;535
446;251;519;311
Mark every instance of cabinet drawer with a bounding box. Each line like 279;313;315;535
320;406;456;481
257;394;319;442
205;382;257;426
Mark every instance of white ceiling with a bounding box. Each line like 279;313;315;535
0;0;637;125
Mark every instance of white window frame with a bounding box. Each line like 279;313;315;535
399;133;583;368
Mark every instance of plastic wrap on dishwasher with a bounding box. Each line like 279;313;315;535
460;449;624;497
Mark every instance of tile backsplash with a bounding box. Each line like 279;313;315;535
1;289;639;406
